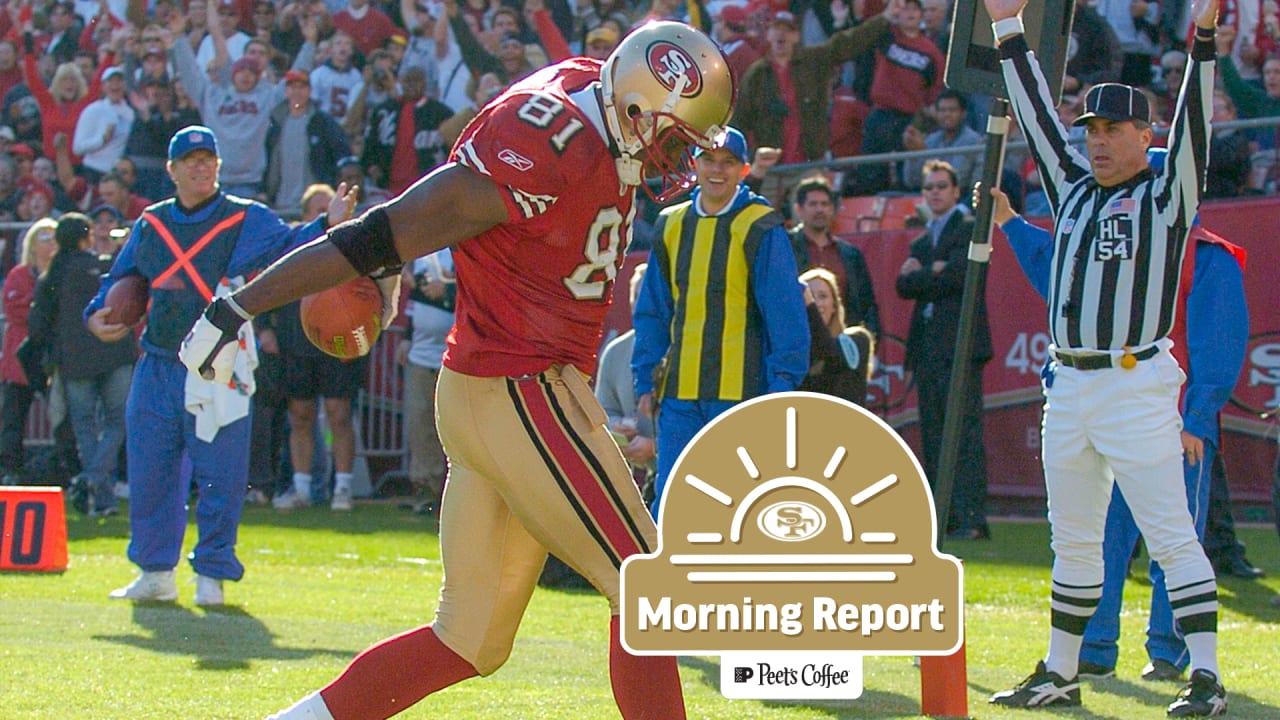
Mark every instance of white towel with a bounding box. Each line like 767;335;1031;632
184;278;258;442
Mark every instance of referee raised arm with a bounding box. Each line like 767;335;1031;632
985;0;1230;716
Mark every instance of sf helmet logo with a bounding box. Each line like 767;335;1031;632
647;42;702;97
757;501;826;542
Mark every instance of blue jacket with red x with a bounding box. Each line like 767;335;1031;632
86;191;327;359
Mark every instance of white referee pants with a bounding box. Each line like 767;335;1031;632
1041;349;1214;592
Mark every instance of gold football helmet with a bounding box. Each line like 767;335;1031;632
600;20;735;203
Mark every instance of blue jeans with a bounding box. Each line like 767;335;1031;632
651;398;736;520
64;364;133;512
1080;442;1215;671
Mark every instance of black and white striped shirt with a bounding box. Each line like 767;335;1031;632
999;33;1214;351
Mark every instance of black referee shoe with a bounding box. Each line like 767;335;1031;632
1144;658;1185;682
990;660;1081;708
1167;669;1227;717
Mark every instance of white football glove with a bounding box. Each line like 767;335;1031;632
374;271;402;329
180;297;252;384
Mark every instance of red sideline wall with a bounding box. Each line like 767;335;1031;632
602;195;1280;504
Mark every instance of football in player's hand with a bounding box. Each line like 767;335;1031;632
300;277;383;359
103;274;149;327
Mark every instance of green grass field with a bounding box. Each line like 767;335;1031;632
2;502;1278;719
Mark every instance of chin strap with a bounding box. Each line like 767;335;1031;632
596;76;642;190
615;156;642;187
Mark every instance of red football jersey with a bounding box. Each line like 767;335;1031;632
444;59;638;378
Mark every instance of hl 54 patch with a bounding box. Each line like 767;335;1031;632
1095;220;1133;262
1095;197;1135;261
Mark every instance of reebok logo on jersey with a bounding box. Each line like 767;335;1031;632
498;149;534;172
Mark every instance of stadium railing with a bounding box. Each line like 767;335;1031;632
357;325;411;495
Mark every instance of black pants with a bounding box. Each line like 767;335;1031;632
915;351;989;534
846;108;912;197
0;381;33;474
247;351;289;494
1202;447;1247;565
0;381;80;482
1274;445;1280;540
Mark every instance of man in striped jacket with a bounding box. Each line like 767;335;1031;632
984;0;1228;715
632;127;809;521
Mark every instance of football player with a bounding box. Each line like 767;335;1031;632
181;21;734;720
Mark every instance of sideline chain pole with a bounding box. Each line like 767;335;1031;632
932;98;1010;551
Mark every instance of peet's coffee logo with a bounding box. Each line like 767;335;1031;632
720;651;865;699
734;663;850;687
620;392;964;700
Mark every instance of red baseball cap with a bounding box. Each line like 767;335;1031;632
718;4;749;29
22;180;54;204
231;56;262;77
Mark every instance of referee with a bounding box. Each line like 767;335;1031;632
984;0;1228;716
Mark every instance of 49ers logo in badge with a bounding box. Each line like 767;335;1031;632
647;42;702;96
758;502;825;541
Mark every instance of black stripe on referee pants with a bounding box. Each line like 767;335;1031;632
1050;608;1093;635
505;378;623;568
1170;589;1219;611
1174;611;1218;635
1051;590;1101;609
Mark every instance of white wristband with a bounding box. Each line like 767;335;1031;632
992;16;1024;42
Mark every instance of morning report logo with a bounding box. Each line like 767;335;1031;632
620;392;963;700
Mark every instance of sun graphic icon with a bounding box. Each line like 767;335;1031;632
621;392;963;656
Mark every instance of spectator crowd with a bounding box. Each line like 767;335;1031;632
0;0;1268;271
